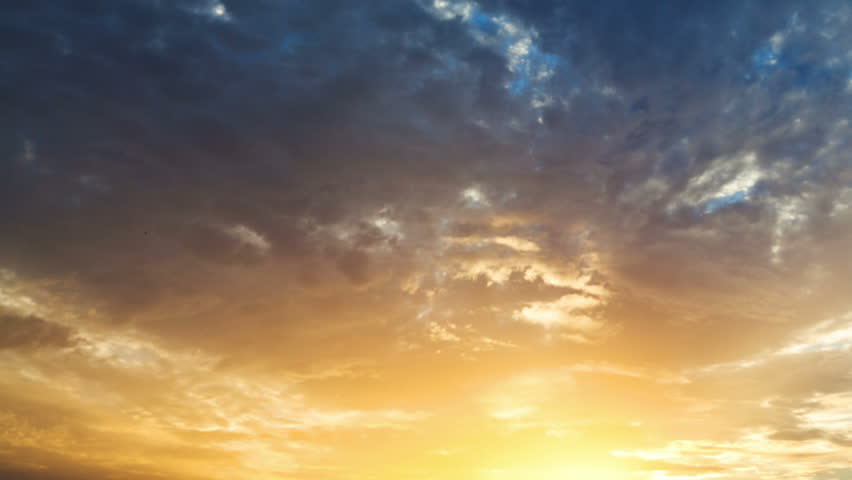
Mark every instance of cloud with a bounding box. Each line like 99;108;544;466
223;224;271;254
1;0;852;479
769;428;852;447
512;294;601;330
336;249;370;285
0;313;76;350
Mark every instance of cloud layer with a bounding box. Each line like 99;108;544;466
1;0;851;478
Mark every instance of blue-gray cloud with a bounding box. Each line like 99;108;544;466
1;0;851;377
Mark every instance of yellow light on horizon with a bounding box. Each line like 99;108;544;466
479;461;630;480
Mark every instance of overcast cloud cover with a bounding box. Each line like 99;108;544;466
1;1;851;479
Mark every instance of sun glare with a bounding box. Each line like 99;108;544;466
481;462;628;480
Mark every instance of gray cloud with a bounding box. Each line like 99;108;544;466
770;428;852;447
0;313;76;350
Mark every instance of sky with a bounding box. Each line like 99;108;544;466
1;0;852;479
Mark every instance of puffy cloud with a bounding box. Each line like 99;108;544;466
512;294;601;330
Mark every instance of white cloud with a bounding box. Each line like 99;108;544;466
462;186;490;207
674;151;762;212
224;224;271;253
428;321;461;342
777;312;852;355
800;392;852;435
453;257;607;296
428;0;474;20
507;37;532;72
513;294;601;330
189;1;231;21
443;235;540;252
491;236;540;252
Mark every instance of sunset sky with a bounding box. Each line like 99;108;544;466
2;1;852;479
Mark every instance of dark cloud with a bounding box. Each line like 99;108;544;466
0;0;848;379
770;428;852;447
0;313;76;350
336;248;370;285
815;468;852;480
